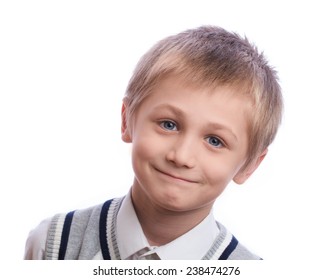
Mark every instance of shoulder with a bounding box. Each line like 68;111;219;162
45;197;123;260
24;199;112;260
45;201;107;260
24;217;52;259
213;222;262;260
227;239;262;260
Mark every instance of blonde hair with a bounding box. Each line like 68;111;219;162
124;26;283;170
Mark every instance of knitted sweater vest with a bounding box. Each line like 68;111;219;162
45;197;261;260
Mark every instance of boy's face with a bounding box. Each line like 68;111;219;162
122;77;265;214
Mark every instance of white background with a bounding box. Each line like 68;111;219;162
1;0;331;268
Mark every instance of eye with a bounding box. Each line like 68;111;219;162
160;120;178;131
206;136;224;148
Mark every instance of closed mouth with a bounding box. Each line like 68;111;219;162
154;167;198;184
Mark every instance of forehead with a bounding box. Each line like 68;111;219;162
138;76;253;117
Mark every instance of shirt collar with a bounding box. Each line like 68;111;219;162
116;191;220;260
116;192;151;259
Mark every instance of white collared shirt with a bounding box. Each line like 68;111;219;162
116;193;220;260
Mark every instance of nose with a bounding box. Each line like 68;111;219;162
165;136;196;168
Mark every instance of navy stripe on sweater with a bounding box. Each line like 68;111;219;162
99;199;113;260
218;235;238;260
58;211;75;260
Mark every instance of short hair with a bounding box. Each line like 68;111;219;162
124;25;283;170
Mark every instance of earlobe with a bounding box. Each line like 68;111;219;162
121;99;132;143
233;148;268;184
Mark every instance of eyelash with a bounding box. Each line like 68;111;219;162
158;120;226;149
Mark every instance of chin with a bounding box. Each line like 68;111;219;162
150;191;183;210
155;192;202;213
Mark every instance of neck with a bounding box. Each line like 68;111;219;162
130;185;212;246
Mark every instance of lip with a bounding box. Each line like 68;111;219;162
154;168;198;184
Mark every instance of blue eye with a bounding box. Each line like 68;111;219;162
160;120;177;131
206;136;224;148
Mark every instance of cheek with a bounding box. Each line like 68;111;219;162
131;133;162;176
203;159;240;190
133;134;158;159
131;142;150;189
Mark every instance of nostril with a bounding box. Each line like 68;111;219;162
165;147;196;169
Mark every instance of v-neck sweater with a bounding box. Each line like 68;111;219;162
44;196;261;260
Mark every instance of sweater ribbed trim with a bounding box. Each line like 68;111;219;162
99;197;123;260
202;222;234;260
45;213;66;260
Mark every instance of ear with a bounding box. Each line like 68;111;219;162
233;148;268;184
121;99;132;143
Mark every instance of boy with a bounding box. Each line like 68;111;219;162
24;25;283;260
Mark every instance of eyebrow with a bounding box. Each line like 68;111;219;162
153;104;185;118
152;104;238;141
